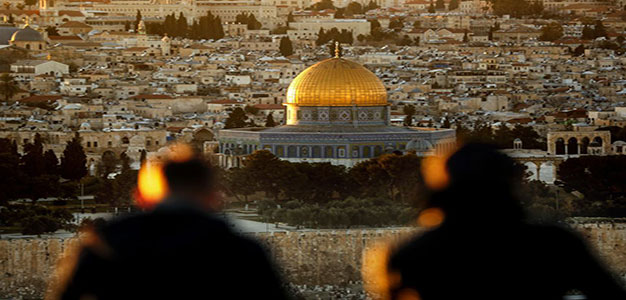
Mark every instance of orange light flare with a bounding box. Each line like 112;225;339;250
135;159;168;209
362;241;397;300
416;207;445;228
421;154;450;191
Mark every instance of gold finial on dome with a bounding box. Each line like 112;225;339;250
334;41;340;58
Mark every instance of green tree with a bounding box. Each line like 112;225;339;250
98;151;119;178
573;44;585;56
364;0;379;11
287;12;295;24
244;104;259;115
177;12;188;37
389;18;404;30
265;112;277;127
448;0;459;10
247;13;262;30
242;150;284;201
349;158;393;199
593;20;607;38
0;73;18;102
45;26;59;36
0;139;20;205
582;25;595;40
558;156;626;216
378;153;423;204
334;8;345;19
396;35;413;46
435;0;445;9
403;104;416;126
539;22;563;41
224;167;256;202
24;0;37;8
60;132;87;181
279;36;294;56
43;149;59;175
463;30;469;42
528;1;544;15
224;107;248;129
428;0;435;13
21;133;44;177
345;1;363;15
109;152;136;206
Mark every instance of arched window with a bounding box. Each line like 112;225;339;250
122;137;129;144
555;138;565;155
567;137;578;155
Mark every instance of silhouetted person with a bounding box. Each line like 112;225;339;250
387;143;626;300
55;157;288;300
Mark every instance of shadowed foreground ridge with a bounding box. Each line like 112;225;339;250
388;143;626;300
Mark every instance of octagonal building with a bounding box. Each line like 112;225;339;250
217;56;456;168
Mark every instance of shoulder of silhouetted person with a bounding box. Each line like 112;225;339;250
56;204;289;300
387;220;626;300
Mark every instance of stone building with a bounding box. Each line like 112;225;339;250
547;131;612;156
9;24;45;51
217;53;456;168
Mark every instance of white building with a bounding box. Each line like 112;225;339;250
10;60;69;80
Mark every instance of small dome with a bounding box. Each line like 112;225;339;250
10;26;43;42
286;57;388;107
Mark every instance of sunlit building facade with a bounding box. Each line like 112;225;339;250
217;54;456;168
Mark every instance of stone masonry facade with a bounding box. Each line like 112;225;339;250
1;223;626;298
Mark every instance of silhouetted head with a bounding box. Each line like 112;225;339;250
162;157;219;211
429;143;524;224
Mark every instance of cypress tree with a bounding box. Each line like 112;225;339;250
177;12;188;38
215;16;225;39
43;149;59;175
247;14;261;30
60;132;87;181
279;36;293;57
265;113;276;127
21;133;44;177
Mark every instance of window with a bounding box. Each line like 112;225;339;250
87;141;91;147
93;142;98;147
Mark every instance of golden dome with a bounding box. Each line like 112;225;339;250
286;57;388;107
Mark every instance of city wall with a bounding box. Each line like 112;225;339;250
1;223;626;299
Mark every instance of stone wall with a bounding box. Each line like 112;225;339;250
1;223;626;299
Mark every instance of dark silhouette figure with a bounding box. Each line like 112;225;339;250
56;157;288;299
387;143;626;300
